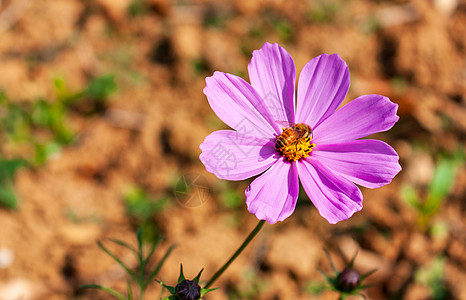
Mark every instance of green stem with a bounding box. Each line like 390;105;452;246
204;220;266;289
138;242;144;300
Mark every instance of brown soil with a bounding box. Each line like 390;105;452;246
1;0;466;299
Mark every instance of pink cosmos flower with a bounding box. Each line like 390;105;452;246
199;42;401;224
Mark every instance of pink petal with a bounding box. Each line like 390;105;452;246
246;160;299;224
296;54;350;129
200;130;279;180
313;94;399;144
313;140;402;188
248;42;296;123
204;72;280;139
297;158;362;224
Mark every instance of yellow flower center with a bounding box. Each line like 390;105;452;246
275;123;315;162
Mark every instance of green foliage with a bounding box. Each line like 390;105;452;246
260;8;293;42
80;228;176;300
220;186;242;209
0;75;117;208
86;74;117;101
0;157;27;181
429;221;449;241
191;59;210;76
273;19;292;42
123;186;168;242
124;186;167;219
0;184;19;209
0;157;27;209
402;152;463;229
305;0;342;24
128;0;149;17
427;158;459;205
305;281;328;295
202;7;230;29
0;74;116;166
415;256;449;300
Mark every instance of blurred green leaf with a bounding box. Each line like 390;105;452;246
123;187;168;242
274;20;292;42
305;1;341;23
86;74;117;100
400;185;419;209
192;58;210;76
54;77;70;101
31;99;52;126
0;90;7;103
0;157;26;209
128;0;148;16
31;99;74;144
305;282;328;295
427;158;459;206
221;188;242;209
123;187;168;220
430;221;449;241
402;152;463;230
0;157;27;181
34;142;61;166
0;76;118;209
0;183;19;209
0;102;29;141
415;256;449;300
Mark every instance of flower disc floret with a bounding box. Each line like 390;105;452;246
275;124;315;162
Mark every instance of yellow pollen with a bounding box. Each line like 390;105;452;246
275;124;315;162
280;139;315;161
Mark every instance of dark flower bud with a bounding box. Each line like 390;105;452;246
175;279;201;300
336;268;360;292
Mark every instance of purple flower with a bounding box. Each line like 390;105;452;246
199;42;401;224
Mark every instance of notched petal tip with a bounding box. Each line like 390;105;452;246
318;52;346;62
246;204;280;224
297;159;363;224
313;94;402;144
258;41;281;50
296;53;350;128
313;139;402;189
378;94;400;122
326;205;361;224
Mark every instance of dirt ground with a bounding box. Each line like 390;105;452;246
0;0;466;299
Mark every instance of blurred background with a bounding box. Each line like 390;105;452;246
0;0;465;299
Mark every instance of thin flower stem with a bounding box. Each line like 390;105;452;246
204;220;266;289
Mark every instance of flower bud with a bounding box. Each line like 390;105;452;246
336;268;360;292
175;279;201;300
